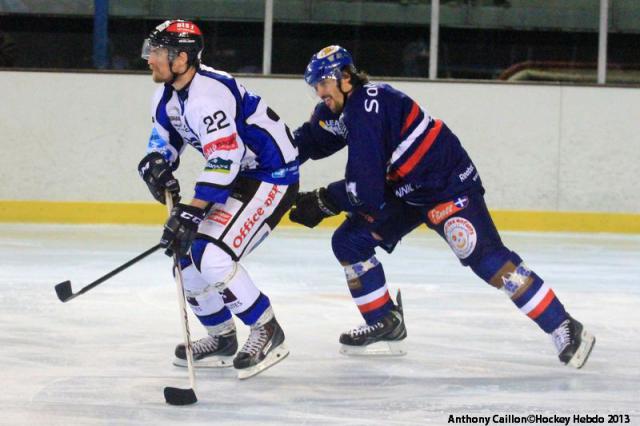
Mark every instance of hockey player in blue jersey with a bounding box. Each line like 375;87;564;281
289;45;595;368
137;20;298;379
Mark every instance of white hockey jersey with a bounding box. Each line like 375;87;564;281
147;64;299;204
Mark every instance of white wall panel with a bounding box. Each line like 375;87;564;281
558;86;640;212
1;71;638;213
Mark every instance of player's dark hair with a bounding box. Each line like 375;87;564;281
343;64;369;88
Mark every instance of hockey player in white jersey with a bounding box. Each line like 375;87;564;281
138;20;299;379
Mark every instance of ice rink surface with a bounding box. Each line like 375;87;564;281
1;223;639;426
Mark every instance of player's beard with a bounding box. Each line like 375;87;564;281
150;64;172;83
152;73;162;83
324;95;345;114
333;95;346;114
151;69;167;83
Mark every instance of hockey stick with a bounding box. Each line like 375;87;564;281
163;192;198;406
54;244;162;303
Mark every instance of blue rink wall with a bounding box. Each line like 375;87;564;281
0;70;639;233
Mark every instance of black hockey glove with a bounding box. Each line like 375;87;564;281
289;187;341;228
160;204;205;257
137;152;180;205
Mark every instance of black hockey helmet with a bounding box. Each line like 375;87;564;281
142;19;204;66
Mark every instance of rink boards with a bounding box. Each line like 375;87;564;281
0;200;639;233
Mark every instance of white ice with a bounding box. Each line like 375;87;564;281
1;224;639;425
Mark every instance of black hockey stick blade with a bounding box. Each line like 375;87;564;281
54;244;162;303
164;386;198;406
55;281;74;302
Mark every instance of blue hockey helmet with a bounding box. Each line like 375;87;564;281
304;45;354;87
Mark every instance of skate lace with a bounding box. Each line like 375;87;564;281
551;319;571;353
192;335;218;354
240;326;268;356
349;321;383;337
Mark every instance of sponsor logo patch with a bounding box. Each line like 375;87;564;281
271;169;286;179
318;118;348;137
147;129;171;159
232;185;281;248
271;164;300;179
458;163;475;182
443;216;477;259
203;133;238;157
317;45;341;59
208;209;232;225
205;157;232;173
428;196;469;225
221;288;237;303
166;21;201;35
394;182;416;198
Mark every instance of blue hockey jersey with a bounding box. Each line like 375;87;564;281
294;82;484;216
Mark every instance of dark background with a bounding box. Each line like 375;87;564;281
1;14;638;79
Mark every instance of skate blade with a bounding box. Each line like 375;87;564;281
339;340;407;357
173;355;235;369
568;330;596;369
236;345;290;380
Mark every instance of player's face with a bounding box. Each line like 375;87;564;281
315;78;344;114
146;47;172;83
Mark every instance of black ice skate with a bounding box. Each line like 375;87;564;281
233;316;289;380
339;290;407;356
551;315;595;369
174;331;238;368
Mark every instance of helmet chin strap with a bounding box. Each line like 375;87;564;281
168;53;195;86
168;62;185;85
